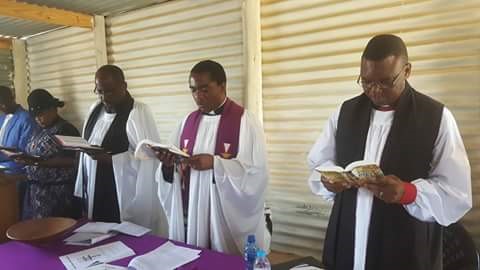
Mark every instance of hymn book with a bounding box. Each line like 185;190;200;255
54;135;104;152
135;139;190;161
315;160;383;183
0;146;43;162
65;221;151;246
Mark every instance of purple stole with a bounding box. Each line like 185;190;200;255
179;98;244;214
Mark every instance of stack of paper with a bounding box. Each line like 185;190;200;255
65;221;150;246
59;241;135;270
127;241;201;270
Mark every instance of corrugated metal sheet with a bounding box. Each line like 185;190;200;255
19;0;167;16
26;27;97;129
106;0;245;140
0;16;60;38
261;0;480;258
0;48;13;88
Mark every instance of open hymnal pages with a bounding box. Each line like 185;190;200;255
54;135;104;152
134;139;190;161
127;241;201;270
315;160;383;183
59;241;135;270
65;221;151;246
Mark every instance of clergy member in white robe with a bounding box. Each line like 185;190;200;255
74;65;167;236
307;35;471;270
154;60;269;255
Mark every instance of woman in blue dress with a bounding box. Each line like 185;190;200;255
14;89;80;220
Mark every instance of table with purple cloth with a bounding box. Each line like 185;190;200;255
0;232;245;270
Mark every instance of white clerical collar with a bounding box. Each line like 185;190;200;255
204;98;227;116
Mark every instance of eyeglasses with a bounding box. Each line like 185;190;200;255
357;65;406;90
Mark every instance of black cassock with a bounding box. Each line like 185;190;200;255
323;84;444;270
83;93;134;223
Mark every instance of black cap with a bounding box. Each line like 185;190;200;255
27;89;64;115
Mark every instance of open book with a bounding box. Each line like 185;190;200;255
54;135;104;152
134;139;190;161
64;232;116;246
64;221;150;246
315;160;383;183
0;146;43;162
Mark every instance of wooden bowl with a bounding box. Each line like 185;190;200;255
6;217;77;244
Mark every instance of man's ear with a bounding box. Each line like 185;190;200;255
404;62;412;80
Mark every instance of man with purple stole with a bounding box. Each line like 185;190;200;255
307;34;472;270
155;60;270;255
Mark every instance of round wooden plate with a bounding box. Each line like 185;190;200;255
6;217;77;244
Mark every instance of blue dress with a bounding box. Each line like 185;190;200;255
22;118;80;220
0;106;38;174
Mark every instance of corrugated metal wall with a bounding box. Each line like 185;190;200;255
0;48;13;88
106;0;245;140
26;27;97;129
261;0;480;258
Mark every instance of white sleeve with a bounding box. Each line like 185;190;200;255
112;102;168;236
154;118;185;242
213;111;269;252
404;107;472;226
306;107;340;202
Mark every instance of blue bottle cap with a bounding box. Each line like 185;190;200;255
256;249;266;258
247;234;256;243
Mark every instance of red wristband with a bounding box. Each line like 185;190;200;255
399;182;417;204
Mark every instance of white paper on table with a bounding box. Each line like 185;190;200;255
290;265;325;270
88;264;128;270
59;241;135;270
127;241;201;270
75;222;117;234
74;221;150;237
110;221;150;237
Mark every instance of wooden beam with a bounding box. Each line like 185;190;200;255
0;37;11;49
0;0;92;28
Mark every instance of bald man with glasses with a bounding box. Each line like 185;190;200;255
307;34;471;270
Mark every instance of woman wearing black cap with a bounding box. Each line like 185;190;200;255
14;89;80;220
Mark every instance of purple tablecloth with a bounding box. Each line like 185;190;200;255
0;232;244;270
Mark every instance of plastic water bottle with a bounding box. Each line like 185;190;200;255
244;234;257;270
254;249;271;270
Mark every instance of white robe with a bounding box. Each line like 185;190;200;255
156;110;269;255
307;106;472;270
74;101;168;236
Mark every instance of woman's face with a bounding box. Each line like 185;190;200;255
35;107;58;128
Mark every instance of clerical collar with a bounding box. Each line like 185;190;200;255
104;91;134;114
203;98;227;116
373;104;395;112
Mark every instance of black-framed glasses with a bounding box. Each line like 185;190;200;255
357;64;407;90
